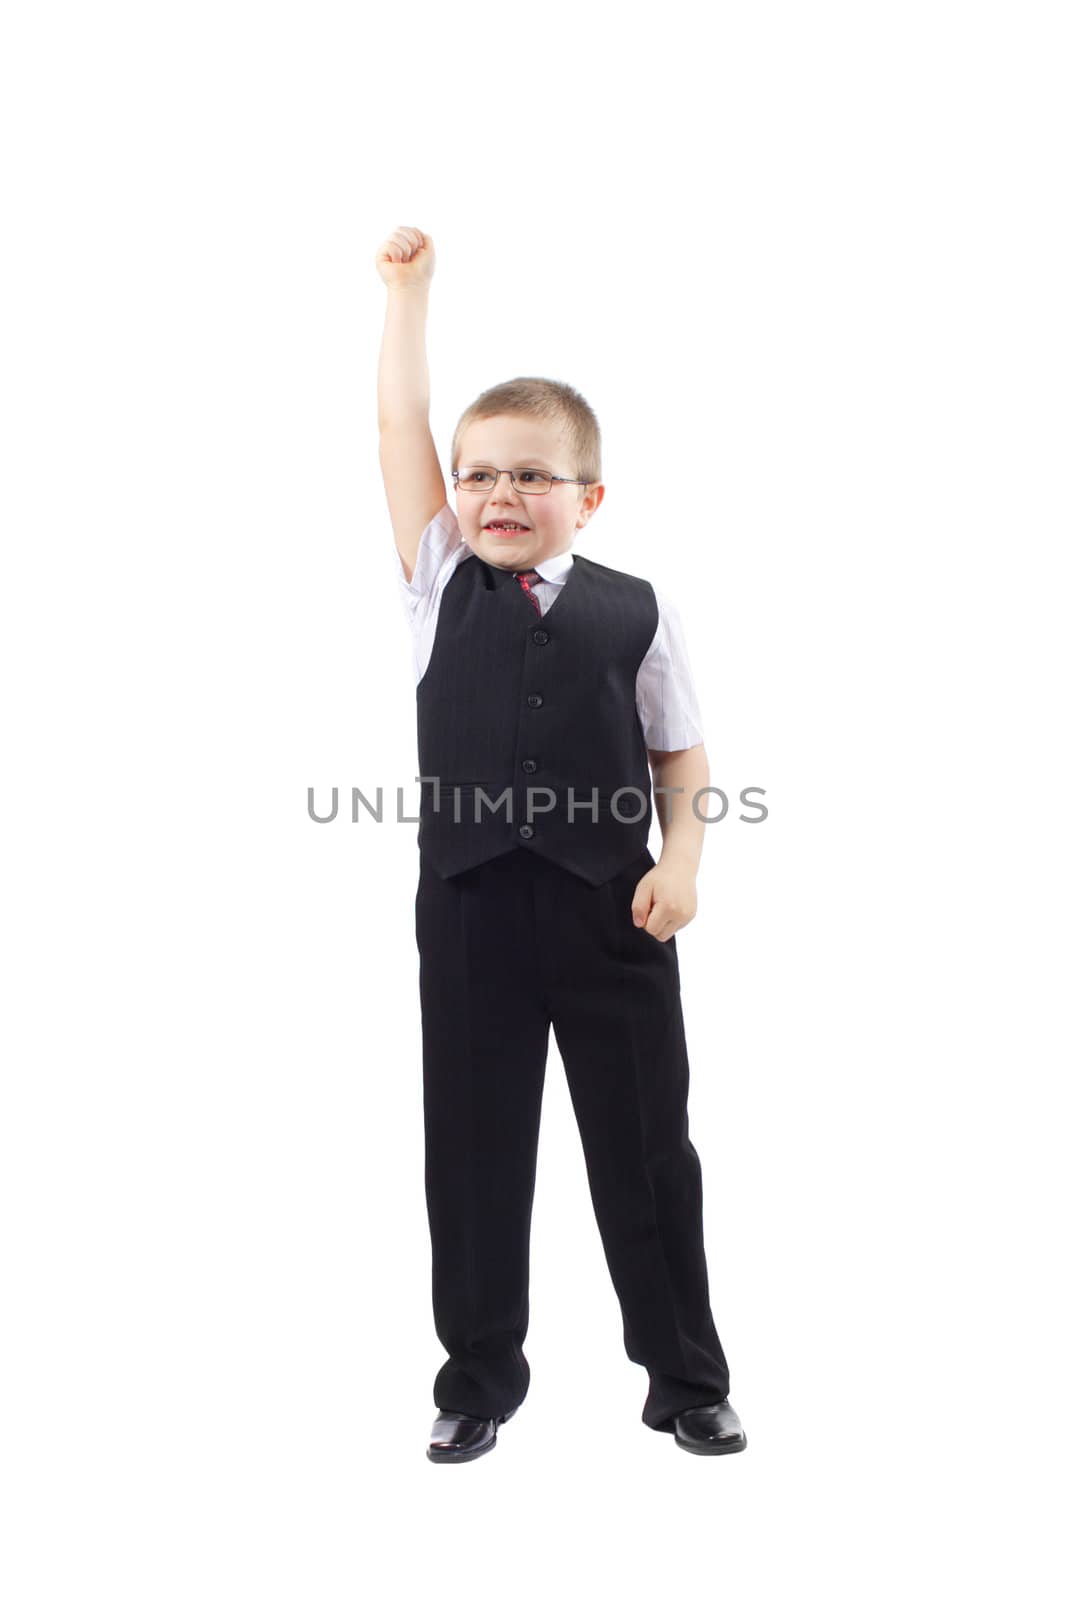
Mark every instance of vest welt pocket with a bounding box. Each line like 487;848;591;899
437;780;503;791
430;781;511;806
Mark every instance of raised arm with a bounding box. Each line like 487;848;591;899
375;226;448;582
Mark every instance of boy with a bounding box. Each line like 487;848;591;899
376;224;745;1464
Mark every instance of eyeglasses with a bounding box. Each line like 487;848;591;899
452;467;589;496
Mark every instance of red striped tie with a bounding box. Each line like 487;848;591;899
514;569;543;617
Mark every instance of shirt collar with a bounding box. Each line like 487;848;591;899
529;548;574;584
469;545;577;589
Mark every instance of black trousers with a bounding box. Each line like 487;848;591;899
415;842;731;1431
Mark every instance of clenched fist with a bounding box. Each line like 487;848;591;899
376;225;436;290
630;861;698;942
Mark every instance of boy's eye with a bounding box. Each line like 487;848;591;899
456;468;554;489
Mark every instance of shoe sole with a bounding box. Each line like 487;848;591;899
674;1433;748;1456
426;1407;518;1464
427;1434;497;1464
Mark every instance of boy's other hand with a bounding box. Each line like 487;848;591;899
631;862;697;942
376;226;436;290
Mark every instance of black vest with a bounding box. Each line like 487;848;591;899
415;550;660;886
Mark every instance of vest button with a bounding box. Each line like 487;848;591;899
518;823;535;839
526;693;543;708
521;759;537;774
531;628;549;645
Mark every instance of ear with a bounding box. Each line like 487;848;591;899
578;483;605;525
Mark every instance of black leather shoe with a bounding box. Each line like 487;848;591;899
426;1406;518;1464
673;1398;747;1455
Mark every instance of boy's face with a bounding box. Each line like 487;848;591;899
455;415;604;569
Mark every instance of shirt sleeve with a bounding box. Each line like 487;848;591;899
392;502;469;680
393;500;465;616
635;586;705;751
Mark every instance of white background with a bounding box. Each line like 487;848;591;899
2;2;1064;1595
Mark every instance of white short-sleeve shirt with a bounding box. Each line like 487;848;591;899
393;502;704;752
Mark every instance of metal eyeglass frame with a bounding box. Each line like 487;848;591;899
451;467;590;495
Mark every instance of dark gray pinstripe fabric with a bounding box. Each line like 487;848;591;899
415;551;660;886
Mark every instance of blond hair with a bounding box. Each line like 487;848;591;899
451;376;602;487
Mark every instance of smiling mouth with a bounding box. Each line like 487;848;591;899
484;521;530;535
